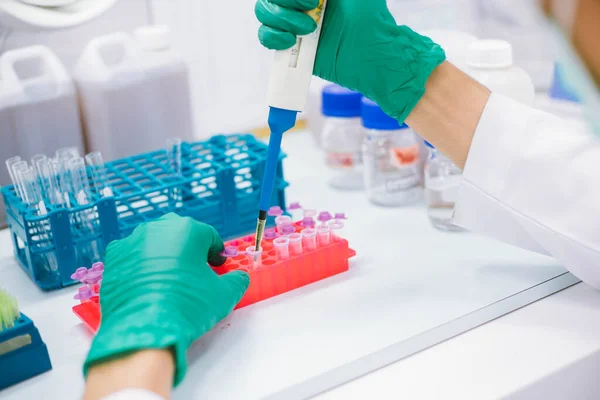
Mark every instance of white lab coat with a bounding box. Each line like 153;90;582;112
454;93;600;289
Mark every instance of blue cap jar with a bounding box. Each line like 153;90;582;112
361;97;407;130
322;84;362;117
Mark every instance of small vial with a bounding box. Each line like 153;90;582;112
288;233;303;255
74;286;93;303
329;221;345;242
303;209;317;219
317;225;331;247
317;211;333;227
288;202;303;222
424;142;465;232
273;237;290;260
220;246;239;258
263;228;278;242
91;262;104;273
361;98;422;207
280;224;296;237
301;217;315;228
70;267;88;282
275;215;292;233
302;228;317;251
321;85;364;190
267;206;284;218
245;246;263;270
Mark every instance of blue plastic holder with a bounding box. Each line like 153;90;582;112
0;313;52;390
1;134;288;290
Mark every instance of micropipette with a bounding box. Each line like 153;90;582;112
254;0;328;254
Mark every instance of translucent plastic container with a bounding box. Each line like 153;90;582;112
361;98;422;207
465;40;535;106
424;142;464;232
74;26;194;161
0;45;84;226
304;76;330;146
321;85;364;190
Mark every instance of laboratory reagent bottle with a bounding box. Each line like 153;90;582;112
321;84;364;190
424;142;464;232
361;98;422;207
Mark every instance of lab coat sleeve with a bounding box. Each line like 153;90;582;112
453;93;600;289
100;388;165;400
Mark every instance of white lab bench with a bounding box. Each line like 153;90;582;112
1;129;600;400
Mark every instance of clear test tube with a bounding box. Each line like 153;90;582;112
166;137;183;176
31;154;47;176
303;208;317;219
275;215;292;233
69;158;92;205
273;237;290;260
329;220;345;242
37;157;63;206
85;152;113;198
317;225;332;247
5;157;23;198
301;228;317;251
56;147;80;160
245;246;263;270
288;233;303;256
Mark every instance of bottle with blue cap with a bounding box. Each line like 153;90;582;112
424;141;464;231
361;98;422;206
321;84;364;190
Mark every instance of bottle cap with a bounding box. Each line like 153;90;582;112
322;85;362;117
135;25;171;51
467;40;513;69
267;206;284;217
361;97;408;130
288;202;302;210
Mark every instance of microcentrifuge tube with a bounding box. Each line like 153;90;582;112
288;202;303;221
317;211;333;226
302;228;317;251
273;237;290;260
302;217;315;228
245;246;263;270
288;233;303;255
280;224;296;237
267;206;284;218
275;215;292;233
317;225;332;247
329;221;345;242
263;228;278;242
303;208;317;218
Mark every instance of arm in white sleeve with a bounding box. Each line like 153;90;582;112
454;93;600;288
100;389;165;400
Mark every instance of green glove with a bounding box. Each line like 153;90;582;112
255;0;446;122
83;213;250;386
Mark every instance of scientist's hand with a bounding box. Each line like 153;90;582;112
255;0;446;122
83;213;250;386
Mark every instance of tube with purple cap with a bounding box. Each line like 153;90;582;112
301;217;315;228
280;224;296;237
267;206;284;218
220;246;239;258
288;202;303;222
71;267;88;282
263;228;278;242
74;286;94;303
275;215;292;233
317;211;333;226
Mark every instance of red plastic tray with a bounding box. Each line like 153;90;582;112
73;222;355;333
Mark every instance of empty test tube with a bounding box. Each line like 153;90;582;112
275;215;292;233
302;228;317;251
317;225;332;247
245;246;263;270
288;232;303;255
5;157;23;198
86;152;113;198
329;221;345;242
37;157;63;206
56;147;80;160
273;237;290;260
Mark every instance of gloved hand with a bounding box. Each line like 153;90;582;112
255;0;446;122
83;213;250;386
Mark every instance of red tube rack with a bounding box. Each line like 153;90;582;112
73;222;355;333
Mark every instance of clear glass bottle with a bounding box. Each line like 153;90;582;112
321;85;364;190
424;142;464;232
361;98;422;206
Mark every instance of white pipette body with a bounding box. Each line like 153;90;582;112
267;0;327;112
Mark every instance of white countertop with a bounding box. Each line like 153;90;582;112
2;129;600;400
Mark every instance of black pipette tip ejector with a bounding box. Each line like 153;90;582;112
254;209;267;253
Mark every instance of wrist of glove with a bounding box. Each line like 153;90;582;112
256;0;446;122
83;214;250;386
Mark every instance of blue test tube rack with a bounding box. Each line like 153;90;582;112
1;134;288;290
0;313;52;390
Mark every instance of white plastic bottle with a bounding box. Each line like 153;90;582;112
361;98;422;207
0;45;84;226
424;141;464;232
465;39;535;106
74;26;194;161
321;85;364;190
